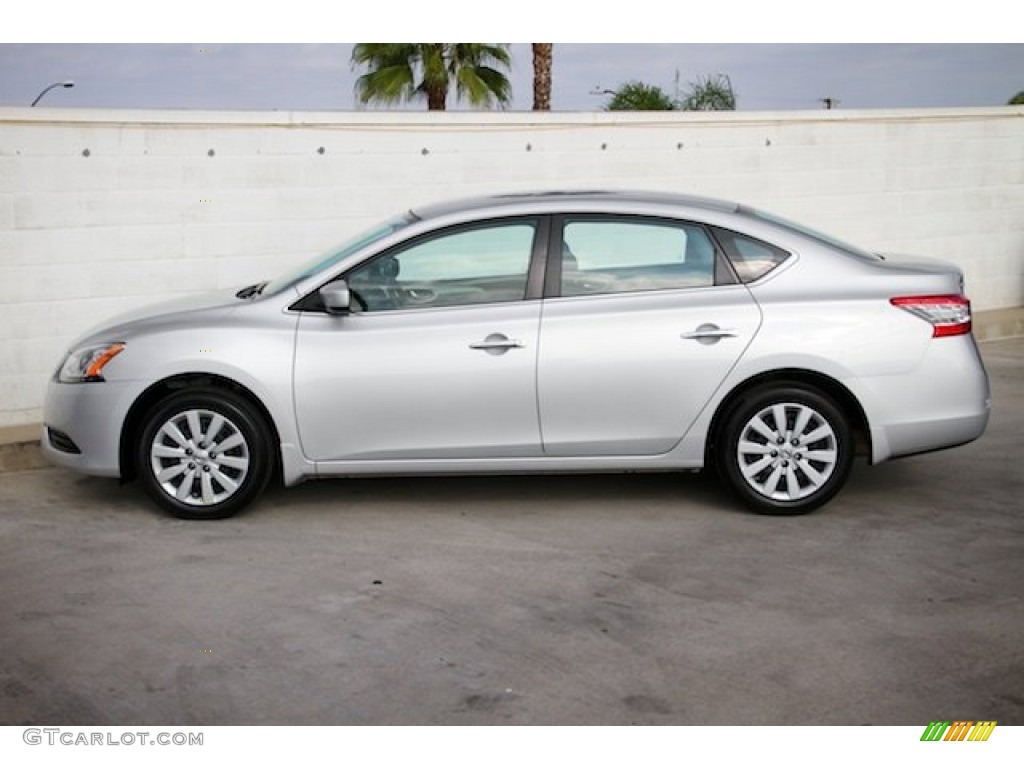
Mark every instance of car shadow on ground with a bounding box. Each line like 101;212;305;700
24;452;935;525
246;468;745;518
51;466;746;522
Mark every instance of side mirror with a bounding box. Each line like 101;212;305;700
319;280;351;315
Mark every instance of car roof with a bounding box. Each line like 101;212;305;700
410;190;740;221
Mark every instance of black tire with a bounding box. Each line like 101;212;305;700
717;384;853;515
136;388;273;519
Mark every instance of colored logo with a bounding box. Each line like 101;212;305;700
920;721;996;741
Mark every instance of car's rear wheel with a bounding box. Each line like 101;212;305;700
718;385;853;515
136;388;272;519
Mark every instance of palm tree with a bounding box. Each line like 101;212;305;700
605;81;676;111
679;74;737;111
351;43;512;111
532;44;553;111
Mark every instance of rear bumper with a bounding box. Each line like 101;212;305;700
863;335;990;463
882;411;989;460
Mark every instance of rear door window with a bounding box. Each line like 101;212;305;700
559;218;718;297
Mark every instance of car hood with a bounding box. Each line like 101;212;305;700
72;287;246;346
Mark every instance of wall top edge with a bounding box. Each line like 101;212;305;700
2;105;1022;129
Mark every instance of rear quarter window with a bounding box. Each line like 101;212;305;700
712;227;791;283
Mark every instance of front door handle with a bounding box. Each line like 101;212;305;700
681;324;738;345
469;333;524;355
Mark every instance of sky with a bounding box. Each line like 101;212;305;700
2;0;1021;113
1;43;1021;113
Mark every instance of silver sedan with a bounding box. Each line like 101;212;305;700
42;191;990;518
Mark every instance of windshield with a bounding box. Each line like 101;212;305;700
742;206;881;262
262;214;416;295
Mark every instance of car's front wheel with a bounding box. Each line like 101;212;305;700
718;385;853;515
136;388;272;519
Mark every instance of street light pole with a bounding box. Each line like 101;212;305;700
31;80;75;107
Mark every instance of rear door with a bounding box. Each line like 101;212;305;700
537;215;761;456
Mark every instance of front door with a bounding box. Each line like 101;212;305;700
293;218;545;462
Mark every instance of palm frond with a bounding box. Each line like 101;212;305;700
351;43;512;111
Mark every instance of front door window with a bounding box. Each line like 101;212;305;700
347;222;537;312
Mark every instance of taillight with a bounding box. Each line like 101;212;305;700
890;295;971;337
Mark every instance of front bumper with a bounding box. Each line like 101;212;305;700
41;378;143;478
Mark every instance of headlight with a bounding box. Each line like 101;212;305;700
57;342;126;383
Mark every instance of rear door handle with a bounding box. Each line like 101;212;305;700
681;324;738;344
469;333;524;354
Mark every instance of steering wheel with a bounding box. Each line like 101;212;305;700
352;256;403;310
348;289;369;312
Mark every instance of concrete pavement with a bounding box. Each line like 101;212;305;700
1;337;1022;725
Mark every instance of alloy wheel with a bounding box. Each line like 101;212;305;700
149;408;250;506
735;401;839;502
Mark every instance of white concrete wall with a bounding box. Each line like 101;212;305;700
2;106;1023;427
